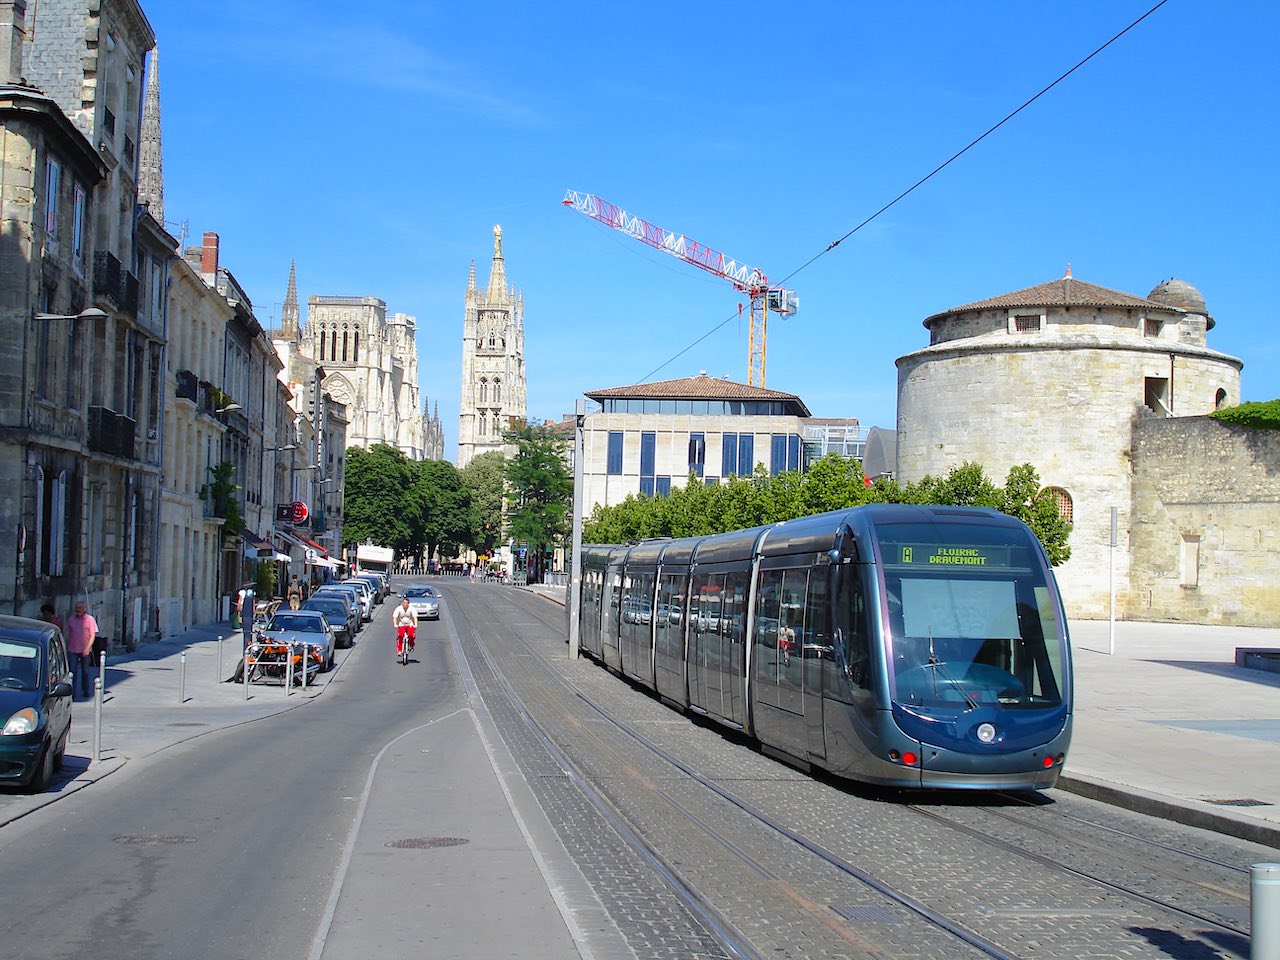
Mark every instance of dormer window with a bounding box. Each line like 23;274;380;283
1143;317;1163;338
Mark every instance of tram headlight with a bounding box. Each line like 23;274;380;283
976;722;997;744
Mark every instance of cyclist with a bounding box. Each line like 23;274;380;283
392;595;416;661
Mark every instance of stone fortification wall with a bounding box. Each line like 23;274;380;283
1128;417;1279;626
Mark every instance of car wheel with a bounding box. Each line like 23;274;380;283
53;728;68;771
27;741;55;793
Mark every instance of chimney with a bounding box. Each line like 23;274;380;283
201;232;220;275
0;1;28;86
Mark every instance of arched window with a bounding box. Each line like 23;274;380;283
479;378;488;403
1042;486;1073;524
493;378;501;404
342;330;349;362
353;331;359;362
1215;388;1228;409
478;413;487;436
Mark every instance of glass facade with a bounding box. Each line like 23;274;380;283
597;398;796;416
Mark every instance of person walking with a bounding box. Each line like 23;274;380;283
39;603;62;631
65;601;98;699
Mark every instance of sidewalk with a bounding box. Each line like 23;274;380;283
0;619;342;827
5;588;1279;850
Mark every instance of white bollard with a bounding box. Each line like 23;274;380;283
244;651;251;700
93;677;102;763
217;635;223;683
1253;863;1280;960
98;650;106;697
179;651;186;704
284;645;293;697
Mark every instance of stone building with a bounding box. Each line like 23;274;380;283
274;262;440;462
3;0;169;646
458;225;527;468
895;270;1245;620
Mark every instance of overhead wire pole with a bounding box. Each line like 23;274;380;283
562;190;796;387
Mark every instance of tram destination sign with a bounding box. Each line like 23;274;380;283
890;543;1014;569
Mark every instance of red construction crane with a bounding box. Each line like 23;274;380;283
563;190;797;387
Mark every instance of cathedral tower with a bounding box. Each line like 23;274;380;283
458;225;527;468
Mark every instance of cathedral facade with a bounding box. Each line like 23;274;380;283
458;226;528;468
274;263;444;461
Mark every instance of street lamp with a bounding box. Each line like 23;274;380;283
34;307;108;323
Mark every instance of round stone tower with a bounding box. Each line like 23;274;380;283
895;271;1241;618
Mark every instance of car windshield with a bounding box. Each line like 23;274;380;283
0;639;41;690
267;614;325;633
405;587;436;598
305;600;345;614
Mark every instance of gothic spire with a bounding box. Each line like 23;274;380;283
486;224;508;303
281;259;300;339
138;46;164;222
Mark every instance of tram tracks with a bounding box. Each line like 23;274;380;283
454;588;1017;960
452;585;1256;958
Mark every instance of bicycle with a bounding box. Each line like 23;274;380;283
396;624;415;665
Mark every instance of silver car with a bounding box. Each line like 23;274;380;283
261;610;335;671
403;585;440;620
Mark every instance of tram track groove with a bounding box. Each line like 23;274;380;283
492;583;1257;957
457;585;1019;960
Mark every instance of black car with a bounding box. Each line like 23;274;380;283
0;616;74;792
302;596;357;648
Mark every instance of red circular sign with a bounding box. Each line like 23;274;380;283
290;501;309;524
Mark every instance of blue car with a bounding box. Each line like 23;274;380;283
0;616;74;792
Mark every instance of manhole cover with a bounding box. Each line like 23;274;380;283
113;835;197;845
385;837;469;849
1203;798;1270;807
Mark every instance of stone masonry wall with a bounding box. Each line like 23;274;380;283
1129;417;1280;626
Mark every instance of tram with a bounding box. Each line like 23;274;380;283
574;504;1072;790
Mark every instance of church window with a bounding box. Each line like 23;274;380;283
1214;387;1228;409
479;413;487;436
479;378;488;403
342;330;349;362
488;336;496;348
493;379;501;403
353;331;359;362
1042;486;1073;523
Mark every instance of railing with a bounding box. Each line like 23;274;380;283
93;252;123;304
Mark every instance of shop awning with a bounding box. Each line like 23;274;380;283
274;530;308;556
241;529;277;559
273;552;292;563
311;556;341;570
298;535;328;557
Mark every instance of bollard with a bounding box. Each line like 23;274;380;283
92;677;102;763
284;645;293;697
217;634;223;683
1254;863;1280;960
302;644;309;690
98;650;106;697
179;651;186;704
244;651;251;700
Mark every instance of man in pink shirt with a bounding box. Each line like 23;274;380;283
65;601;98;699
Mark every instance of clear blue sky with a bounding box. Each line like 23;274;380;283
147;2;1278;463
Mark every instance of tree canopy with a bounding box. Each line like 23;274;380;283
459;450;506;555
503;423;573;580
583;454;1072;565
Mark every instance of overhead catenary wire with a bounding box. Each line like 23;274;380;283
639;0;1170;385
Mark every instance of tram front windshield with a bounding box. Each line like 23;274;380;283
874;522;1066;710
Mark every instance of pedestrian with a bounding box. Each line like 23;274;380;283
39;603;61;631
65;600;98;699
287;576;302;610
234;583;251;628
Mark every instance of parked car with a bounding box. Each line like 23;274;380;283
403;585;440;621
348;574;386;603
315;584;371;623
301;596;357;648
261;610;335;671
339;579;375;620
0;615;74;792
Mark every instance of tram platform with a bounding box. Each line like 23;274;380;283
529;584;1280;848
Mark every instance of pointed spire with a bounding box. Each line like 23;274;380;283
138;46;165;222
486;224;508;303
1064;262;1072;279
281;259;300;339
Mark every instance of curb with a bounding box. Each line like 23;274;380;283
1056;773;1280;850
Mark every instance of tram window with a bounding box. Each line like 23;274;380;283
778;569;807;711
803;567;830;693
754;571;783;692
834;565;871;694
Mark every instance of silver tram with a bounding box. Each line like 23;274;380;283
574;503;1072;790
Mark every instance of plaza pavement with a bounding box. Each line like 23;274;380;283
2;584;1278;850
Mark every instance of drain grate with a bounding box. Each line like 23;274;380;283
385;837;470;849
113;835;197;845
831;904;902;923
1203;797;1271;807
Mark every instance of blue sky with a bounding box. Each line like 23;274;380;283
147;2;1278;463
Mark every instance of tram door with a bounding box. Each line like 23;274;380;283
801;565;830;763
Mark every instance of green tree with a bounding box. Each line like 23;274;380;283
503;423;573;582
460;450;506;555
342;445;417;554
414;459;471;565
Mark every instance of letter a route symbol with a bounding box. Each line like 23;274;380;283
902;547;912;563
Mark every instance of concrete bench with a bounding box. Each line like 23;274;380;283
1235;648;1280;674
